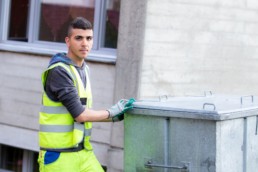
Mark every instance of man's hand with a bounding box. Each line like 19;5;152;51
107;98;135;122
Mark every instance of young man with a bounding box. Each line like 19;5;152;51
38;17;134;172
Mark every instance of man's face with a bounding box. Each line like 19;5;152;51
65;28;93;61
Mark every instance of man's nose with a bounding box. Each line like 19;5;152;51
81;38;88;46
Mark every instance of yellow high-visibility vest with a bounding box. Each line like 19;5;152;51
39;62;93;151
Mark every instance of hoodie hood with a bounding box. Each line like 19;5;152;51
48;53;74;67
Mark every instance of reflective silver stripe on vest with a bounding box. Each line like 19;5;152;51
40;121;92;136
68;65;79;90
74;122;92;136
84;128;92;136
40;125;73;132
40;106;69;114
40;106;92;136
74;122;84;131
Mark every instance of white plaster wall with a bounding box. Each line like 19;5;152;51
140;0;258;98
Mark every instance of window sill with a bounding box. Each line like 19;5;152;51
0;42;116;64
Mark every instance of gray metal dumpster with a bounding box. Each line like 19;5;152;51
124;95;258;172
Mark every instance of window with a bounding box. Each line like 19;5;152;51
0;0;121;63
0;145;23;172
104;0;120;48
8;0;29;42
38;0;95;43
0;144;39;172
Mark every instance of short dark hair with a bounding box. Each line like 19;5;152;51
67;17;93;36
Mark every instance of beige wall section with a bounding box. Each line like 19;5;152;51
114;0;147;100
0;51;45;131
0;51;45;151
140;0;258;98
111;0;147;171
0;51;116;167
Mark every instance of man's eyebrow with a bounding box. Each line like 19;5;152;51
74;35;93;38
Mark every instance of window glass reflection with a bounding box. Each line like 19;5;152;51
7;0;120;49
0;145;23;172
8;0;29;42
104;0;120;48
39;0;95;42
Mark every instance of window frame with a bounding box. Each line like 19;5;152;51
0;0;117;64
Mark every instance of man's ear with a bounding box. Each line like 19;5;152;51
65;37;70;47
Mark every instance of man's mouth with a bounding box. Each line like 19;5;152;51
80;49;88;52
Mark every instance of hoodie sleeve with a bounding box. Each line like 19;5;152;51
45;66;85;118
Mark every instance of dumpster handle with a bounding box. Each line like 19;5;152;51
240;95;254;105
145;160;191;172
203;103;216;111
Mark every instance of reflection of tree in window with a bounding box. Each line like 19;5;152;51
39;2;95;43
41;3;70;42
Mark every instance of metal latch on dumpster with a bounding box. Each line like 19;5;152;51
145;159;191;172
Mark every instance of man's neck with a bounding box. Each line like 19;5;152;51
73;59;84;67
67;54;84;67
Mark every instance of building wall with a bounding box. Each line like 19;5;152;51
140;0;258;98
0;52;44;151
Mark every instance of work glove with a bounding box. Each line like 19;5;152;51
107;98;135;122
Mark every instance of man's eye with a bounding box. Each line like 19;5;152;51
75;36;83;40
87;36;92;41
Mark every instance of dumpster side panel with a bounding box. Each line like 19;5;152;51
246;116;258;171
126;98;258;172
124;114;166;172
169;118;216;172
216;118;244;172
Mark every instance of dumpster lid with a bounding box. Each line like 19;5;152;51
131;95;258;120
